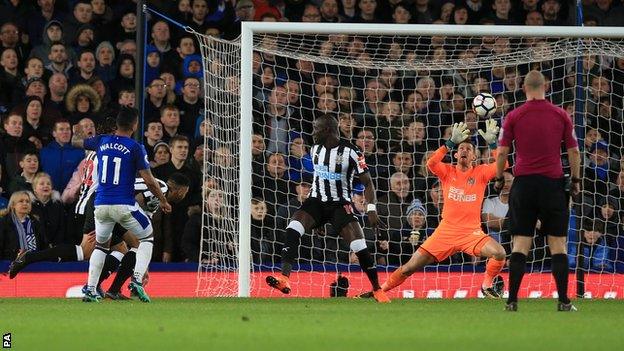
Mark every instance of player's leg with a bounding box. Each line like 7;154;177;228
338;221;390;302
97;228;128;287
505;176;538;310
119;204;154;302
106;231;139;300
475;238;506;297
382;249;437;292
85;206;115;302
266;209;316;294
547;235;575;311
8;243;83;278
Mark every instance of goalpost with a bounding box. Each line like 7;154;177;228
194;23;624;298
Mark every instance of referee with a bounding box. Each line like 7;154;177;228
495;70;581;312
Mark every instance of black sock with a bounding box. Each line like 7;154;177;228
355;248;380;291
507;252;527;304
108;251;136;293
280;228;301;277
98;254;122;285
551;253;570;304
25;244;78;264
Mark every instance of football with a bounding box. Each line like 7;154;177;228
472;92;497;118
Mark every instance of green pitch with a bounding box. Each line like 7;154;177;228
1;298;622;351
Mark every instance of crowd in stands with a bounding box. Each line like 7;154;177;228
0;0;623;272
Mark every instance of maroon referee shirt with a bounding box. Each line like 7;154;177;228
499;99;578;179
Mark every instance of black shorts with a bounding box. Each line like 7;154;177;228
508;175;569;237
83;195;125;247
299;197;359;233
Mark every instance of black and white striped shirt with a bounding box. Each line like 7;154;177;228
134;177;168;217
75;151;98;215
310;141;368;202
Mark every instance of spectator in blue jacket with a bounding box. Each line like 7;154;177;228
39;119;85;193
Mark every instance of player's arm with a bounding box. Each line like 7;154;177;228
71;124;86;149
359;172;385;229
138;168;172;214
429;122;470;176
563;113;581;195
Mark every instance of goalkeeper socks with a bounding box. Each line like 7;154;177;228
280;228;302;277
133;241;154;283
109;250;136;293
97;252;122;284
483;257;506;288
87;247;108;288
354;247;381;291
507;252;527;304
382;267;408;292
551;253;570;304
25;244;78;264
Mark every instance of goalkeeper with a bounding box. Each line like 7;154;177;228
361;120;508;298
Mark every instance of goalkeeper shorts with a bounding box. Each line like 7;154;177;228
418;222;492;262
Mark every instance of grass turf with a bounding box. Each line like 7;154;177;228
0;298;622;351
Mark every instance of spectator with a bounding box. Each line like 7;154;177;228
30;172;66;246
253;152;290;216
482;170;514;246
144;120;164;161
163;34;197;79
0;191;46;260
353;0;380;23
583;140;617;198
254;85;302;154
45;41;73;76
65;83;101;125
412;150;438;201
541;0;568;26
1;113;37;182
7;151;39;195
320;0;342;22
301;4;322;23
159;71;178;105
0;22;29;69
177;76;204;137
144;77;167;122
253;0;282;21
71;24;96;53
45;72;67;115
426;180;443;228
338;112;356;141
111;9;137;44
250;197;276;264
152;141;171;168
145;45;162;89
26;1;64;47
569;219;613;272
355;128;389;192
116;39;137;58
413;0;438;24
490;0;515;24
22;96;52;148
340;0;357;21
226;0;255;39
160;104;181;143
31;20;65;66
150;20;172;54
0;48;20;91
525;9;544;25
251;132;268;175
287;133;313;182
386;198;428;266
39;120;84;192
109;54;135;100
182;188;232;262
378;172;413;231
94;41;115;83
69;50;97;85
91;0;114;29
63;0;95;45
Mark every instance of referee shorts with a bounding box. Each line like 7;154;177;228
508;175;569;237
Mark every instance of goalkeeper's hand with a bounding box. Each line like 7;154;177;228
445;122;470;149
478;119;500;148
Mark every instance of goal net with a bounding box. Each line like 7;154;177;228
195;24;624;299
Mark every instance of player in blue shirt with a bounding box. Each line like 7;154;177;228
72;107;172;302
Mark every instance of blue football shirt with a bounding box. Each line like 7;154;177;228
84;135;150;206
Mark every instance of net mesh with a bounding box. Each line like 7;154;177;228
196;30;624;298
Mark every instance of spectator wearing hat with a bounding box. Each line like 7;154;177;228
31;20;66;67
583;140;618;198
65;83;102;125
71;24;96;53
94;41;115;83
22;96;53;148
384;198;428;266
151;141;171;168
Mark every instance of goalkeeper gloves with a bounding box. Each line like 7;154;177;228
478;119;500;149
445;122;470;149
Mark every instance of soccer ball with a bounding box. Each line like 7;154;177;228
472;92;497;118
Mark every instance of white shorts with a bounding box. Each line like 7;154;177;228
94;203;153;243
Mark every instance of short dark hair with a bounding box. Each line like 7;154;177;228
21;150;39;161
168;172;190;187
169;134;189;147
116;107;138;130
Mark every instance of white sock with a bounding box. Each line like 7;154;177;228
75;245;84;261
110;250;124;262
87;249;107;288
133;241;154;283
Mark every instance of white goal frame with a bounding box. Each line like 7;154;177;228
238;23;624;297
